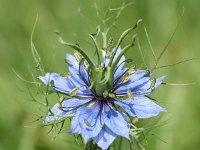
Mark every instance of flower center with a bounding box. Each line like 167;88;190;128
90;67;114;97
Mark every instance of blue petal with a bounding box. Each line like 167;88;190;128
68;109;82;134
68;75;92;97
129;70;148;82
114;100;136;117
66;54;79;72
131;77;151;94
114;70;147;91
44;104;64;123
116;96;166;118
39;73;74;94
103;104;130;139
103;47;125;68
116;74;166;96
114;68;128;86
67;99;93;134
70;102;103;143
113;47;126;77
62;98;91;110
133;76;166;95
93;125;117;150
79;65;90;84
44;99;90;123
70;66;90;84
112;47;125;64
155;76;166;88
66;54;90;84
69;74;89;89
39;73;92;97
117;76;150;93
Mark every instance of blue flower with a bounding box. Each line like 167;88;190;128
39;47;165;150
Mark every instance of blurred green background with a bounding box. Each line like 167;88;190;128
0;0;200;150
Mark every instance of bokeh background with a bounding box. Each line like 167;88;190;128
0;0;200;150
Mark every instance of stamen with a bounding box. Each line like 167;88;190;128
65;59;73;65
107;37;114;49
128;64;136;75
122;75;131;84
150;78;156;90
86;101;96;107
74;51;83;63
69;87;80;96
108;93;115;98
61;72;71;78
103;90;109;98
132;117;139;124
84;119;92;127
127;89;134;99
57;96;65;110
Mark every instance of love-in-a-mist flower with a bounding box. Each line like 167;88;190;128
39;21;166;150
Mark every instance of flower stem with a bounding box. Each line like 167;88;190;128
85;140;101;150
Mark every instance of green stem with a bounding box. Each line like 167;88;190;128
118;137;123;150
102;30;108;49
84;140;101;150
111;35;137;72
89;34;101;66
108;19;142;67
155;9;184;68
55;31;95;70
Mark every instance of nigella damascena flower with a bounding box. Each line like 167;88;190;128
39;45;166;149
